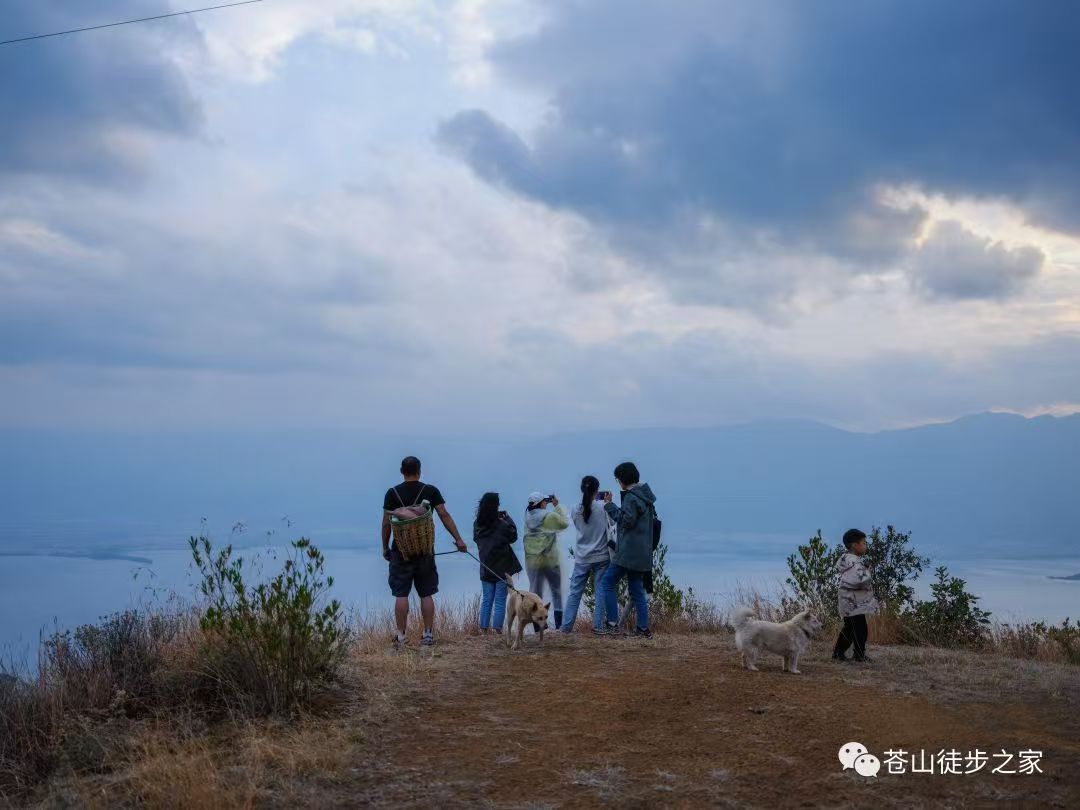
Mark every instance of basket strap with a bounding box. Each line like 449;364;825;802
392;485;429;508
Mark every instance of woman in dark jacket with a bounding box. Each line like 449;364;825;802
473;492;522;634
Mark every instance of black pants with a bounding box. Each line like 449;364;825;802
833;615;868;659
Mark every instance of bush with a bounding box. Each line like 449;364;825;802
785;526;929;624
0;673;56;795
1046;619;1080;665
40;610;184;715
189;536;349;716
900;565;991;648
1;610;184;796
785;531;843;620
864;526;928;612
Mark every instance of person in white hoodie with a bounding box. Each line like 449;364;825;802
832;528;878;663
523;491;569;629
559;475;613;632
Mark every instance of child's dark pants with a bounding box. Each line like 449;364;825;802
833;614;868;659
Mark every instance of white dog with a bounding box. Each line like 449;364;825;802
732;606;822;674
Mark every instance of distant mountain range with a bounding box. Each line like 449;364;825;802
1;412;1077;558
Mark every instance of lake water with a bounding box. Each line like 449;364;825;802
2;525;1076;665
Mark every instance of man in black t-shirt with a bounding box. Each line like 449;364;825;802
381;455;467;647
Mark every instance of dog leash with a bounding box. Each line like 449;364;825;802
433;547;524;595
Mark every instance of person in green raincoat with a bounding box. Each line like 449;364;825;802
523;491;569;629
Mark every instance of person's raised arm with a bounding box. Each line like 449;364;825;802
435;503;468;552
501;513;519;543
604;494;641;533
381;511;392;561
543;502;571;532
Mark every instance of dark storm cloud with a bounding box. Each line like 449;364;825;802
0;1;203;181
910;221;1045;301
440;0;1080;261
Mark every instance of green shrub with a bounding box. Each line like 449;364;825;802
901;565;991;647
1047;618;1080;665
645;543;685;623
785;526;929;623
189;536;349;716
864;525;928;612
785;531;843;620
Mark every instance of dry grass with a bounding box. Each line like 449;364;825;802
857;643;1080;705
54;713;360;809
6;586;1078;807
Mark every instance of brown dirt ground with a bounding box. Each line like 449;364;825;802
324;632;1080;809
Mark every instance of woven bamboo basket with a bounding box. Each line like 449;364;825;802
389;504;436;560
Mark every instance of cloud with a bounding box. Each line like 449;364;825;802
909;221;1045;300
1;0;1078;435
439;0;1080;287
0;1;203;182
190;0;539;84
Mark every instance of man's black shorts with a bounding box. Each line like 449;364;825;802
387;548;439;598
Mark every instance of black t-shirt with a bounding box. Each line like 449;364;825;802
383;481;446;512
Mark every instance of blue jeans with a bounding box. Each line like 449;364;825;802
599;563;648;630
480;579;508;630
560;559;609;631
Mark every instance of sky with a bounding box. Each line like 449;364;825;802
2;0;1080;434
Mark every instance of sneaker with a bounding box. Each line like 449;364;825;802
851;655;872;664
831;653;848;662
420;630;435;648
632;627;654;640
393;633;408;650
595;622;623;637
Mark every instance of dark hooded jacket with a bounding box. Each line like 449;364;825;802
603;483;658;572
473;513;523;583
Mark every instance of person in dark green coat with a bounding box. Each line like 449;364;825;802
597;461;657;639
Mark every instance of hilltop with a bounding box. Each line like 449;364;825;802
33;631;1080;807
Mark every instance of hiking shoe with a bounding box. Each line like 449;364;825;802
831;653;848;663
632;627;654;640
851;655;872;664
420;630;436;648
